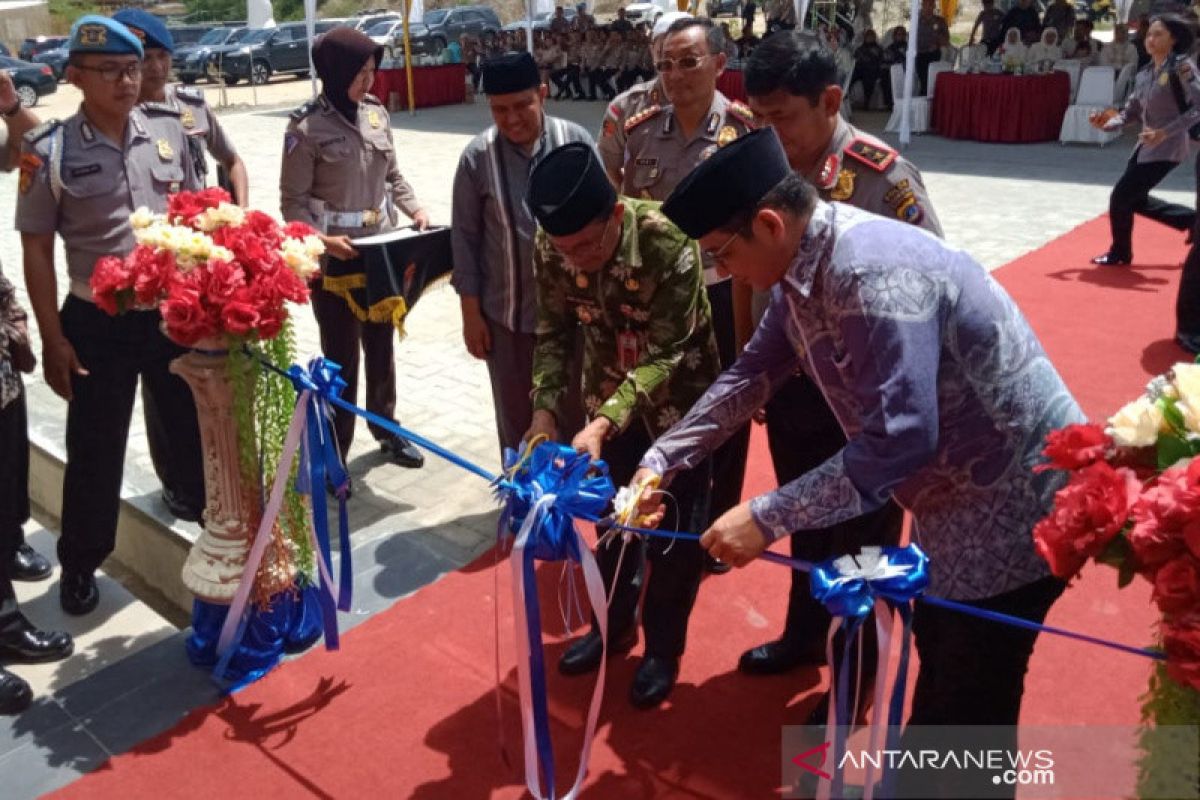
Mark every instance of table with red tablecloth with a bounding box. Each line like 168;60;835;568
371;64;466;110
932;71;1071;143
717;69;746;102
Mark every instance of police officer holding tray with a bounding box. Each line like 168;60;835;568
17;15;205;615
280;26;430;480
113;9;249;206
524;143;720;709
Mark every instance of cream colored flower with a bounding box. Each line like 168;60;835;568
280;237;320;279
1171;363;1200;433
129;207;157;230
1107;396;1166;447
194;202;246;232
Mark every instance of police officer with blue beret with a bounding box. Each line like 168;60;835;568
113;8;249;205
16;15;206;616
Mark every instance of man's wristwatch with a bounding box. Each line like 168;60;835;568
1;98;21;119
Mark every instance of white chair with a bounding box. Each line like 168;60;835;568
1059;65;1119;145
885;63;930;134
927;60;952;98
1114;62;1135;104
958;43;987;71
1053;59;1082;100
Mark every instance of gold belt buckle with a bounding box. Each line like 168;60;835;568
361;208;379;227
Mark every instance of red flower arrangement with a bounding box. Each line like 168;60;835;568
90;188;323;346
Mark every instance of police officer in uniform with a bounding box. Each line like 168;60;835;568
596;11;691;186
280;27;429;479
113;9;249;206
620;17;757;574
525;143;720;708
1091;14;1198;266
17;16;205;615
736;32;941;722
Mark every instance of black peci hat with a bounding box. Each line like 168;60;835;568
482;51;541;94
662;128;791;240
527;143;617;237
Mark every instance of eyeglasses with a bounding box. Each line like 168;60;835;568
558;217;614;268
654;54;711;73
702;224;748;265
73;62;142;82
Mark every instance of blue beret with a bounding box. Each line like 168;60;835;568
69;15;144;57
113;9;174;52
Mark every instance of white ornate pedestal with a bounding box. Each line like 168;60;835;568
170;345;260;602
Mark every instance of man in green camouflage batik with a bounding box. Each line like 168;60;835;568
524;142;719;710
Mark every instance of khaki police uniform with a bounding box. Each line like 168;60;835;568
163;83;239;191
596;77;663;181
620;90;758;531
15;106;206;575
279;93;424;461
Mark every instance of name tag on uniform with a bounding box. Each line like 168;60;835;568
618;330;639;372
69;164;102;178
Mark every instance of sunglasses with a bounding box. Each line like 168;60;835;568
654;54;711;73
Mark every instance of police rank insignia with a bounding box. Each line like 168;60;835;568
844;137;897;172
717;125;738;147
368;109;381;128
180;107;196;130
831;168;856;201
156;138;174;160
78;24;107;46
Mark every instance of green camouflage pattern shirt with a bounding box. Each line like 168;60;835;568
532;198;721;437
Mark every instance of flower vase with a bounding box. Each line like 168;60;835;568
169;338;258;601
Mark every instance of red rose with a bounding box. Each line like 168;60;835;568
161;287;217;346
1163;619;1200;691
282;221;317;239
241;210;282;247
198;258;245;306
1033;462;1141;579
1036;423;1112;472
1128;463;1200;574
1152;557;1200;616
131;248;177;306
90;256;133;315
220;288;261;337
167;187;228;226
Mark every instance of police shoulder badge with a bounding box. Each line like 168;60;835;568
18;152;41;195
830;168;856;201
602;117;617;138
156;138;174;160
717;125;738;147
180;107;196;130
844;136;897;172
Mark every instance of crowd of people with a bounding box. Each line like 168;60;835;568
3;3;1198;796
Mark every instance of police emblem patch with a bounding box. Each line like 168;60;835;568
717;125;738;147
156;138;174;160
830;168;856;201
78;25;107;46
368;109;381;128
180;107;196;130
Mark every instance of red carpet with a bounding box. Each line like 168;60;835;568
52;216;1187;799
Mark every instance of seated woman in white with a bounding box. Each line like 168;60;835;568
998;27;1028;68
1026;28;1064;71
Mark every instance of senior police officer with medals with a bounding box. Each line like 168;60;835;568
596;10;691;186
17;15;206;615
735;31;942;719
280;27;430;483
632;128;1081;797
112;9;249;206
451;52;592;457
523;143;720;708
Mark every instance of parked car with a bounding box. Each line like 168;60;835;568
367;19;405;48
17;36;67;63
624;1;671;24
403;6;501;56
174;26;245;84
165;25;212;48
500;7;576;33
30;46;68;80
707;0;744;16
0;56;57;107
217;21;341;86
353;13;400;32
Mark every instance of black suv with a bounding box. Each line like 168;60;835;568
174;26;247;84
17;36;68;63
406;6;501;56
217;21;341;86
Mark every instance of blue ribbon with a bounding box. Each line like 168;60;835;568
493;443;615;799
809;545;930;799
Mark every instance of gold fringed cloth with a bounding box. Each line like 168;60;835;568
320;225;454;335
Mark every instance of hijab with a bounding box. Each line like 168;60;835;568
312;26;383;123
1000;27;1027;60
1028;28;1062;64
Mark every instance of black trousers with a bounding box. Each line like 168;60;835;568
592;423;711;659
1108;153;1195;259
915;50;939;95
588;68;616;100
765;372;904;662
706;280;750;524
311;267;400;462
59;296;204;576
1178;154;1200;339
850;65;881;108
550;67;583;98
897;575;1065;799
0;384;29;637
